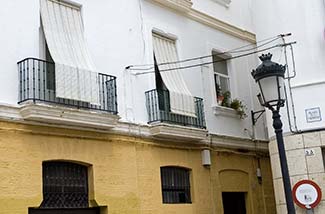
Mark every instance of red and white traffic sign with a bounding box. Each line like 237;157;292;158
292;180;322;209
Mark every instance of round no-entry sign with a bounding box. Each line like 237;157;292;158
292;180;322;209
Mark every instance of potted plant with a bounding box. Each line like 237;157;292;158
221;91;231;107
230;99;247;119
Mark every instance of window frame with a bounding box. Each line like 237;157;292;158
152;31;179;112
160;166;192;204
212;50;232;105
41;161;89;209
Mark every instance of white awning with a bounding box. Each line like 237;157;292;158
40;0;99;104
152;34;196;117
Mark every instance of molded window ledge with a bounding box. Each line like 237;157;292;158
147;0;193;13
19;103;120;130
213;105;239;118
210;0;231;7
149;123;208;141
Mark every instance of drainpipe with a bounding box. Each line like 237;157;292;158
282;35;300;134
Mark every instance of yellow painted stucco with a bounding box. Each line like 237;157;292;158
0;121;275;214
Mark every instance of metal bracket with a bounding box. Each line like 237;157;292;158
251;109;265;126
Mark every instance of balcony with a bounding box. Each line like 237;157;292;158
17;58;119;129
145;89;207;141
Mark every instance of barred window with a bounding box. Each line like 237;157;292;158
160;166;191;203
41;161;89;208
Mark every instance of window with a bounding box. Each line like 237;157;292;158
154;55;170;111
152;33;196;117
212;51;230;104
45;44;55;90
40;0;100;104
160;166;191;203
41;161;89;208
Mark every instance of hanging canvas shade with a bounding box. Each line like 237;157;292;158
152;33;196;117
40;0;99;104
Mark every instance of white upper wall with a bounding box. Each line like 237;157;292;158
192;0;254;32
253;0;325;136
0;0;267;140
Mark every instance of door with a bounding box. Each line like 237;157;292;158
222;192;246;214
29;207;100;214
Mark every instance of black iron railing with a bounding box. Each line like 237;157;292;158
145;89;206;129
17;58;117;114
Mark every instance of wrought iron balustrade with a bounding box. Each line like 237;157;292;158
145;89;206;129
17;58;117;114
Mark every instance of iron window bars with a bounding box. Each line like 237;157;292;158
41;161;89;209
160;166;192;204
17;58;118;114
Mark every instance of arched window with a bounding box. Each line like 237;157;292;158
160;166;191;204
41;161;89;208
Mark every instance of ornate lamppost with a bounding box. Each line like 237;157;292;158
251;53;296;214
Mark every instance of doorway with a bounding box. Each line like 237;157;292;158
222;192;246;214
28;207;100;214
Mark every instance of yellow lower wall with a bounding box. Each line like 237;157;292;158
0;121;275;214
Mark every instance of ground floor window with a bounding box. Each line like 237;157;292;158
160;166;191;204
41;161;89;208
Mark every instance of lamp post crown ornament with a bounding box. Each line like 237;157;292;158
251;53;286;81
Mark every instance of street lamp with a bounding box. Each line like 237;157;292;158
251;53;296;214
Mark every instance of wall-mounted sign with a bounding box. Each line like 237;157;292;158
305;149;315;157
292;180;322;209
305;107;322;123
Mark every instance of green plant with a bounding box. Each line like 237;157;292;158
230;99;247;119
221;91;231;107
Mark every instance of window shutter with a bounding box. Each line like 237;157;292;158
40;0;99;104
152;34;196;117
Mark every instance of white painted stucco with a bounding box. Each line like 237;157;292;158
253;0;325;137
0;0;266;140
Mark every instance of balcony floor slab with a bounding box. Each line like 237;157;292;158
149;122;208;141
20;102;119;130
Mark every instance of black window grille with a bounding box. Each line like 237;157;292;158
160;166;191;204
41;161;89;208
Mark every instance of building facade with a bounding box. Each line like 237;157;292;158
254;0;325;213
0;0;275;213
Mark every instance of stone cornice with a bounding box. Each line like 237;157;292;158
187;9;256;43
0;103;268;152
145;0;256;43
211;134;268;152
147;0;193;13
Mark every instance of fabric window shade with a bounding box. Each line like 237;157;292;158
152;34;196;117
40;0;99;104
